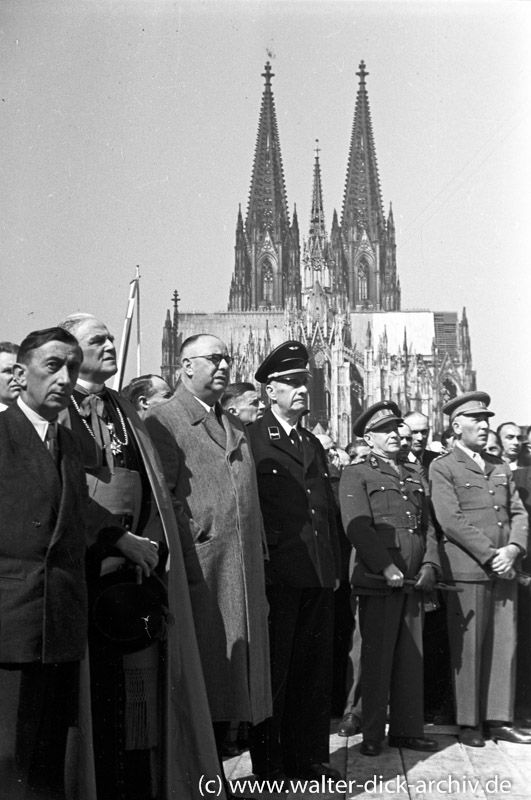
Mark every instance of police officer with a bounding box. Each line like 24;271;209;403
339;401;439;757
430;391;531;746
248;341;341;783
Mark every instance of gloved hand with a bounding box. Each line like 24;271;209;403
414;564;437;592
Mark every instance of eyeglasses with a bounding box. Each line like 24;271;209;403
185;354;233;367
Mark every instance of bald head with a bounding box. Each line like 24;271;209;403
403;411;430;457
180;334;232;405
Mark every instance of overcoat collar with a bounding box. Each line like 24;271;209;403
174;382;245;456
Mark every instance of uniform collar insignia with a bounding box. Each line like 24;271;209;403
268;426;281;440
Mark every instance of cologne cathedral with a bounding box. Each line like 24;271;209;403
161;61;475;444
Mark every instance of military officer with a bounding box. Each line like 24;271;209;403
430;391;531;747
339;401;439;757
248;341;342;783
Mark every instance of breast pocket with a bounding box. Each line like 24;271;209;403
366;480;401;515
455;481;486;510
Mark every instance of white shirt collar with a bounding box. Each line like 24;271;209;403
76;377;105;394
193;395;215;412
17;397;54;442
270;406;299;437
0;401;9;412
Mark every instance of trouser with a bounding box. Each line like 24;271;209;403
0;661;78;800
358;591;424;742
446;579;517;726
250;586;334;775
343;595;362;718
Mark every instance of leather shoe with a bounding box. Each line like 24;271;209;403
459;727;485;747
293;763;342;781
360;739;382;756
337;712;361;737
388;735;438;752
488;724;531;744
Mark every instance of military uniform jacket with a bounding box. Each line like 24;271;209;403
430;446;528;581
248;408;341;588
339;454;440;594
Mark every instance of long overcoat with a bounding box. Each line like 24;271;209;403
61;391;224;800
145;383;272;724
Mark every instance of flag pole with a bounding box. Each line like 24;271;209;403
113;267;140;392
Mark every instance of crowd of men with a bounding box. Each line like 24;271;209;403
0;328;530;799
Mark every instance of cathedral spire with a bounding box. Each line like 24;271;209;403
246;61;290;232
309;139;326;244
341;60;385;238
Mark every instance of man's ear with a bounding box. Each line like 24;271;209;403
180;357;194;378
13;363;27;390
227;405;239;417
265;383;276;402
138;395;149;411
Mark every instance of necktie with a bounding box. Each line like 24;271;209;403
45;422;59;465
289;429;302;451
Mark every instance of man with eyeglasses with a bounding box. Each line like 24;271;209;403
145;334;271;796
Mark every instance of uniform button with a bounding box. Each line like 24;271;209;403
311;509;315;515
493;505;500;511
272;469;278;474
402;495;408;500
400;481;405;486
497;522;503;527
408;529;414;533
381;486;386;490
307;489;311;494
489;490;495;495
315;530;319;536
466;482;471;487
324;473;328;478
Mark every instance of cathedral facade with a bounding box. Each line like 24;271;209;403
161;61;475;444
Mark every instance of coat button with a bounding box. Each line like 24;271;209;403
272;469;278;474
307;489;311;494
32;520;42;527
311;509;315;515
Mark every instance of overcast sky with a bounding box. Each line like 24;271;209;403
1;0;530;423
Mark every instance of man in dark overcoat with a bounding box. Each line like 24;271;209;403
144;334;271;783
248;341;342;783
339;401;440;757
58;314;223;800
430;391;530;747
0;326;122;800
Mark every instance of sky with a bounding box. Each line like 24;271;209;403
1;0;530;422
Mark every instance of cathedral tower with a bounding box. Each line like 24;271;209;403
333;61;401;311
228;62;301;312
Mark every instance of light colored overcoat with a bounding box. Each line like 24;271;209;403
145;383;272;723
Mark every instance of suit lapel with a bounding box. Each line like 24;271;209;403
10;405;62;507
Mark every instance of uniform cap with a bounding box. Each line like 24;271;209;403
353;401;403;437
255;340;311;383
442;391;494;422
